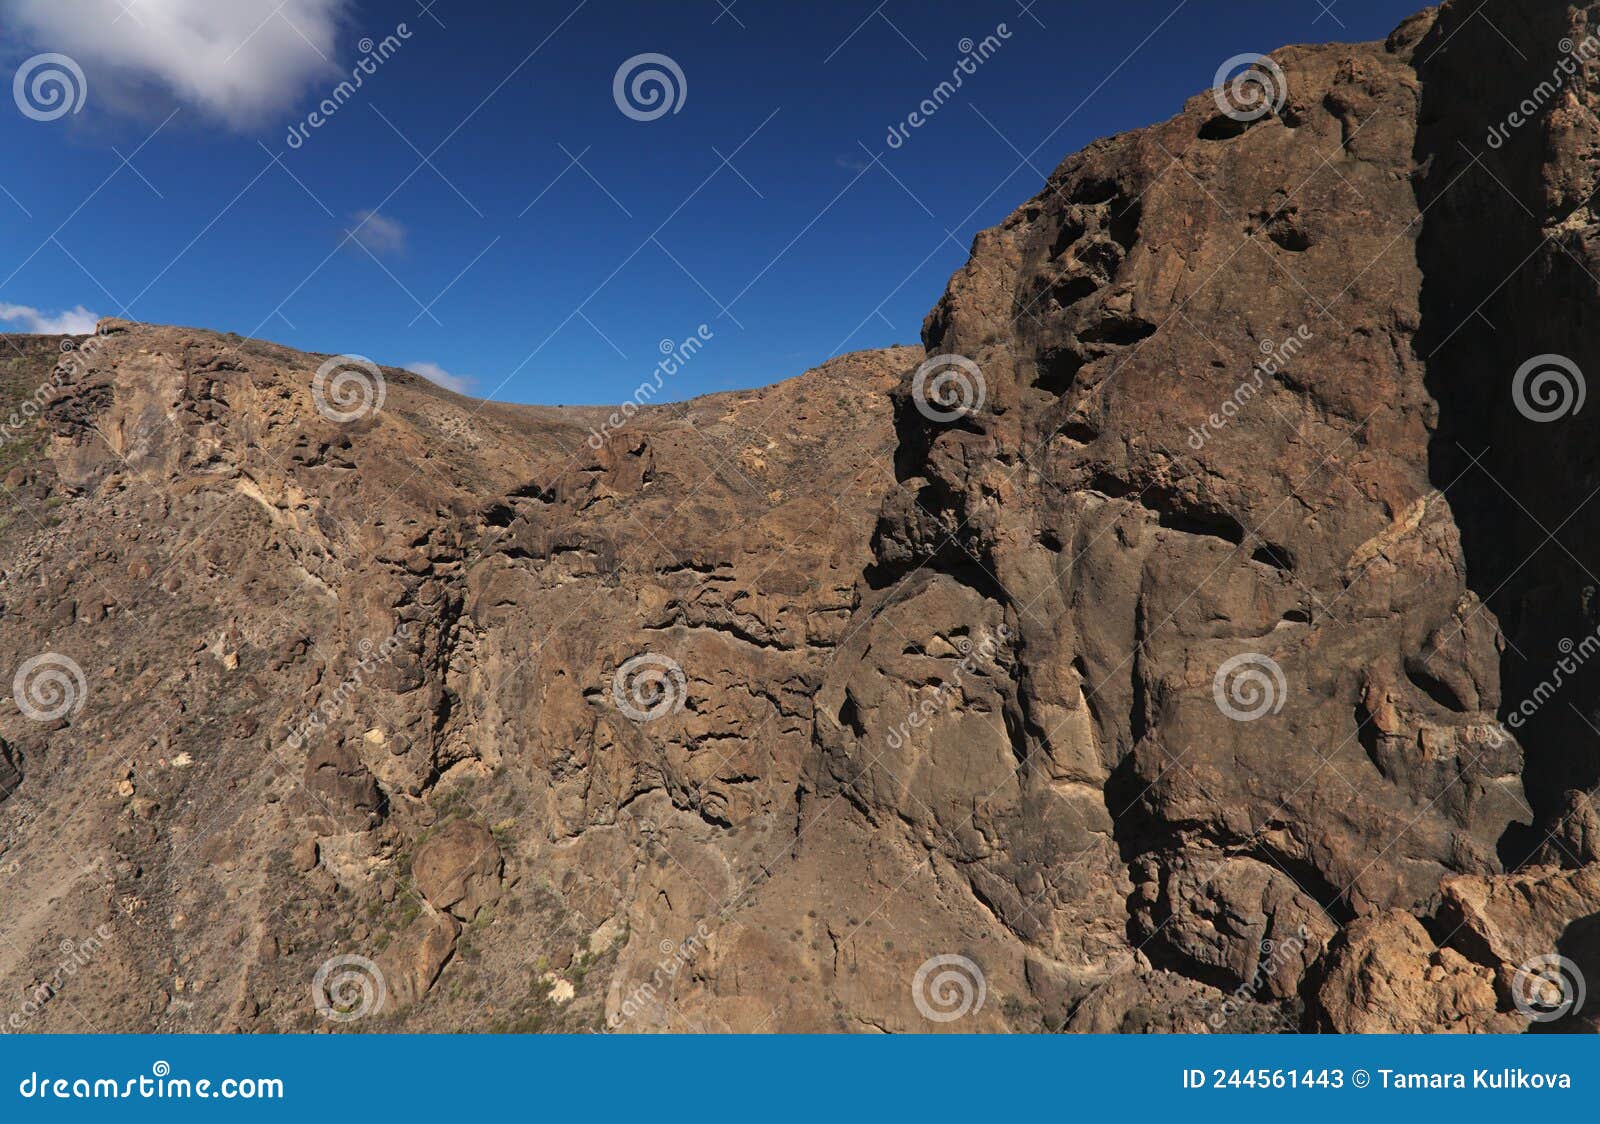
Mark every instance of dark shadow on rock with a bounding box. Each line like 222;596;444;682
1526;910;1600;1033
1413;1;1600;869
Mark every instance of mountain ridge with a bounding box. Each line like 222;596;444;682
5;0;1600;1033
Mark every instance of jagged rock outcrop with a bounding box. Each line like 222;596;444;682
4;0;1600;1033
410;820;503;922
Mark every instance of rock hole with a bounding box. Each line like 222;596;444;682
1050;274;1100;306
1251;542;1296;572
1049;217;1087;259
1080;315;1157;347
1198;114;1251;141
1108;196;1142;252
1157;506;1246;546
1034;347;1087;394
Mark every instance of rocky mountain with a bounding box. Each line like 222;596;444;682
5;0;1600;1033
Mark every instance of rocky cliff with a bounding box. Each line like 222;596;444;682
4;0;1600;1033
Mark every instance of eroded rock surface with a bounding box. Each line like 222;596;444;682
4;0;1600;1033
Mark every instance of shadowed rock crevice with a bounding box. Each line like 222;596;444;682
1412;0;1600;859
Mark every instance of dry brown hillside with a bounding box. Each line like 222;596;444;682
5;0;1600;1033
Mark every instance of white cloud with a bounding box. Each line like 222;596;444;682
0;303;100;334
346;210;405;257
2;0;352;126
405;361;473;395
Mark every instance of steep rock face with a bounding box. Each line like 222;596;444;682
0;320;919;1032
5;0;1600;1034
805;10;1507;1030
645;0;1600;1032
1416;2;1600;835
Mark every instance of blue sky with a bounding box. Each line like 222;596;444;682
0;0;1423;405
